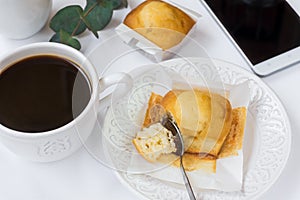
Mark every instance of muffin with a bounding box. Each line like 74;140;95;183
149;90;233;157
133;91;247;172
124;0;196;50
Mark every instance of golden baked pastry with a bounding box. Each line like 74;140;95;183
143;92;164;127
133;123;176;162
160;90;232;157
124;0;195;50
218;107;247;158
134;90;247;172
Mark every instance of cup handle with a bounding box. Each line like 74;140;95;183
98;72;133;112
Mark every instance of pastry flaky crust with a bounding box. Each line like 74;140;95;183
143;92;163;128
137;91;247;172
124;0;195;50
218;107;247;158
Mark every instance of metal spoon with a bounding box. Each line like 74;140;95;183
160;113;197;200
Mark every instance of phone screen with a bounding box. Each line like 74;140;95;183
204;0;300;65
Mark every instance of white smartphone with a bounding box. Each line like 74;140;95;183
201;0;300;76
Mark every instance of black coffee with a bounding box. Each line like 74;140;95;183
0;55;91;133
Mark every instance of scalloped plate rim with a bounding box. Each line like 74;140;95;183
111;57;292;200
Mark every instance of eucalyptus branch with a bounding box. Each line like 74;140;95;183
49;0;128;50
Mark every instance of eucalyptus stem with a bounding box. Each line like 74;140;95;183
49;0;128;50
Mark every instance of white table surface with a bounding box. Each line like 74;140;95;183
0;0;299;200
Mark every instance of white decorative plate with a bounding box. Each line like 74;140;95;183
101;58;291;200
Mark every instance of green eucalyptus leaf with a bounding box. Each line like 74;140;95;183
86;0;98;4
83;1;113;38
50;30;81;50
49;0;128;50
50;5;86;36
112;0;128;10
88;0;127;10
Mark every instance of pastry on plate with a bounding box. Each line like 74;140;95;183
145;90;233;157
133;90;247;172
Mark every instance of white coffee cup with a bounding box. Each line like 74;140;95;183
0;0;52;39
0;42;133;162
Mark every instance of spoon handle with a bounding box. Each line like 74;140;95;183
180;156;197;200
